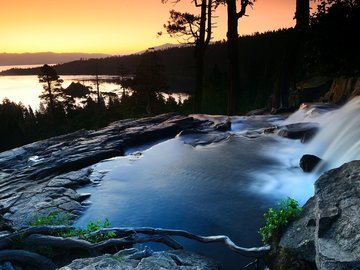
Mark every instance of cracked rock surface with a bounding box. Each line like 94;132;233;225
280;160;360;270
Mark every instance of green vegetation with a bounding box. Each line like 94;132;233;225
30;211;70;226
30;212;116;243
259;197;302;244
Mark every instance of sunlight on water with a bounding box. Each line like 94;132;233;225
0;76;42;108
0;75;189;109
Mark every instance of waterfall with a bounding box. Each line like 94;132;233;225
304;97;360;171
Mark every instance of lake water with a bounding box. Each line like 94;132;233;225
0;72;189;110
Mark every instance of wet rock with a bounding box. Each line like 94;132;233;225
246;108;268;116
279;197;317;263
177;129;231;147
213;121;231;131
59;248;220;270
277;122;319;141
300;154;322;172
279;160;360;270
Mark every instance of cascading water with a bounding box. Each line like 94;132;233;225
304;97;360;172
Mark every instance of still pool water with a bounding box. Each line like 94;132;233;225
76;116;316;269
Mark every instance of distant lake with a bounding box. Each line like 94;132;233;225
0;73;189;110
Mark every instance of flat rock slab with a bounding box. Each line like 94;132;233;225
0;113;222;230
60;249;220;270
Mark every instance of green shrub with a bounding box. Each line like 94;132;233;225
30;213;116;243
259;197;302;244
30;211;70;226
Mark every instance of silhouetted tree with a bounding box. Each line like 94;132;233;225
38;64;64;118
220;0;255;115
295;0;310;29
132;49;168;114
161;0;216;112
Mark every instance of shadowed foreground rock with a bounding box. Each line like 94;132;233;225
0;113;224;230
60;248;220;270
279;160;360;270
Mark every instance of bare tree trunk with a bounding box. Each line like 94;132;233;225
47;80;55;117
193;0;208;113
96;62;101;103
226;0;240;116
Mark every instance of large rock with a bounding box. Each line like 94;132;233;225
279;160;360;270
277;122;319;141
323;77;360;104
0;113;218;230
300;154;322;172
59;248;220;270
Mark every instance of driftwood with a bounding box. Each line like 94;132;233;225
94;227;271;257
0;225;271;268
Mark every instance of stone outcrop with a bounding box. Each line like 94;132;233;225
59;248;220;270
279;160;360;270
0;113;226;230
300;154;322;172
277;122;319;141
322;77;360;104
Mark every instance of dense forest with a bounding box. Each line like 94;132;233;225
0;0;359;152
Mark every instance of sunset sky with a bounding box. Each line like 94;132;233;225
0;0;314;55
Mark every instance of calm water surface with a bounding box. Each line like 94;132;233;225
0;74;189;109
76;117;315;269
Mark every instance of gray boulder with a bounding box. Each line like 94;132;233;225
277;122;319;141
279;160;360;270
59;248;220;270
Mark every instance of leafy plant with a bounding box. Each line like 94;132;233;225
79;218;116;243
30;213;116;243
259;197;302;244
30;211;70;226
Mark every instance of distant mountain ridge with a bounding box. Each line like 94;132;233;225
0;52;111;66
0;44;184;66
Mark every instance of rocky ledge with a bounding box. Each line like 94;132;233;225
279;160;360;270
0;113;228;231
59;248;220;270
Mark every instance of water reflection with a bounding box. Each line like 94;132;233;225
0;75;189;109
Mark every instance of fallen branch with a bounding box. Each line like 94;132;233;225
96;227;271;257
21;233;183;255
1;225;270;258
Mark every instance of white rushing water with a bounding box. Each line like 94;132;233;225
305;97;360;171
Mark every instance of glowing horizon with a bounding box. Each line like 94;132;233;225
0;0;312;55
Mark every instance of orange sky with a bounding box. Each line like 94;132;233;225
0;0;313;54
